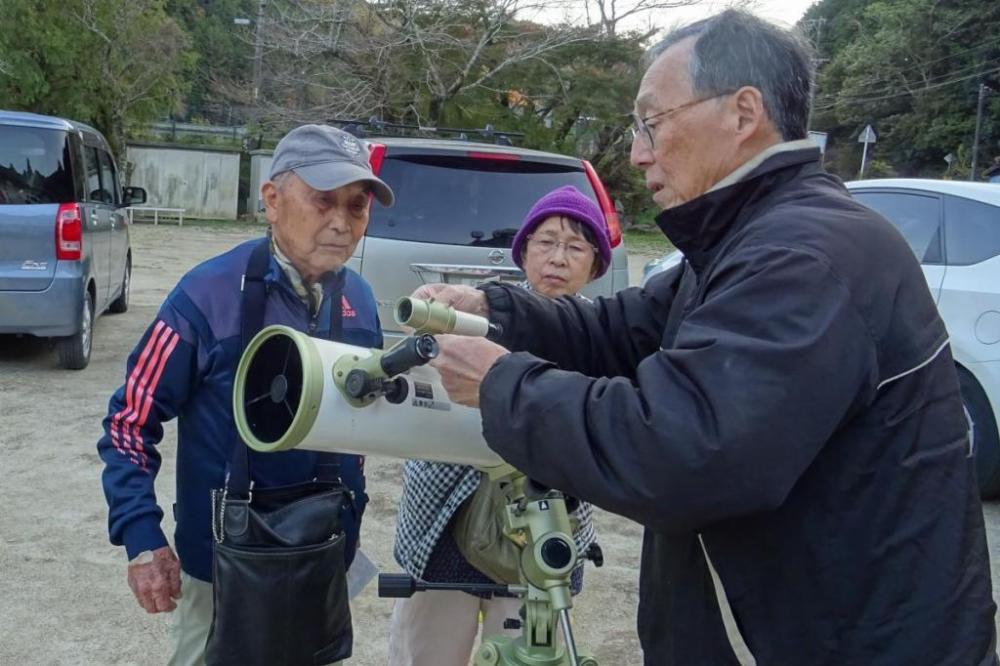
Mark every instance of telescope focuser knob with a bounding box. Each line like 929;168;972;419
344;369;378;400
378;573;418;598
584;542;605;568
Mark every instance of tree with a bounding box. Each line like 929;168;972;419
804;0;1000;177
0;0;193;156
577;0;702;37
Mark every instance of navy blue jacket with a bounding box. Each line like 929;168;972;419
97;238;382;582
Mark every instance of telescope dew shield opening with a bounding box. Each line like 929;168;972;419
233;325;504;467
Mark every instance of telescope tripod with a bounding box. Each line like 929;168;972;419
380;465;600;666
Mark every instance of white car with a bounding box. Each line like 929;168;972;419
640;179;1000;498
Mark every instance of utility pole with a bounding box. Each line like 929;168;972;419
251;0;266;133
802;18;827;131
971;83;991;181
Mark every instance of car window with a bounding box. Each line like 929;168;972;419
852;191;943;264
84;146;103;203
367;155;599;246
0;125;75;204
944;195;1000;266
97;149;119;205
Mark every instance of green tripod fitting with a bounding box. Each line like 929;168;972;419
473;465;599;666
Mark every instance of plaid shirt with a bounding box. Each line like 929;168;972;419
394;284;597;581
393;460;597;582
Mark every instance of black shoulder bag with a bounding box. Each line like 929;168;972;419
205;239;354;665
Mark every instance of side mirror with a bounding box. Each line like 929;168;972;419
123;186;147;206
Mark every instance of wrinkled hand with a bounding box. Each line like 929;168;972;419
410;283;489;317
430;334;509;407
127;546;182;613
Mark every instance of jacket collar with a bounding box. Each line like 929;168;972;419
655;143;821;273
266;235;345;314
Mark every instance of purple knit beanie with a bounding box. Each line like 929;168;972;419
512;185;612;277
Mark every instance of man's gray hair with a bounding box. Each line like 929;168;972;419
270;170;295;190
648;10;814;141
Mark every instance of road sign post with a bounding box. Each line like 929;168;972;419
858;124;877;179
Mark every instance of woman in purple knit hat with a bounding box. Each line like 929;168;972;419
389;185;611;665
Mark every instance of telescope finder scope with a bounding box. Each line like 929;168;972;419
395;296;497;337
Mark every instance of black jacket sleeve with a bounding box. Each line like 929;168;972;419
479;245;877;533
481;264;682;380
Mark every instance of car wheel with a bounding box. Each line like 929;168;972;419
958;368;1000;499
57;289;94;370
109;257;130;314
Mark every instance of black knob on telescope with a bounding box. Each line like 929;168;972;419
380;334;439;378
378;574;419;599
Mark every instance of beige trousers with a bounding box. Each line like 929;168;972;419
388;591;523;666
167;572;213;666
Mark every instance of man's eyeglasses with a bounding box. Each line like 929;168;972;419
526;234;596;263
630;90;736;150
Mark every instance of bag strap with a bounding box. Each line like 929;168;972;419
229;238;272;499
229;241;348;498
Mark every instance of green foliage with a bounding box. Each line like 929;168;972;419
623;228;674;255
0;0;193;157
805;0;1000;179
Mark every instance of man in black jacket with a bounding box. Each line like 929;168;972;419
415;9;997;666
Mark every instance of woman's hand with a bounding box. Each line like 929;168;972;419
410;284;489;317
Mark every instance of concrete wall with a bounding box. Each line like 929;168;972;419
248;150;274;215
126;143;241;220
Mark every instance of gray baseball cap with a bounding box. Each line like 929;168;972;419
269;124;394;206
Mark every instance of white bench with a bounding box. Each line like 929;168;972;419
125;207;186;226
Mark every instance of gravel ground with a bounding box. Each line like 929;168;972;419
2;223;997;665
0;224;655;665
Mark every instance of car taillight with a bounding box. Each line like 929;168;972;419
56;203;83;260
582;160;622;248
369;142;387;175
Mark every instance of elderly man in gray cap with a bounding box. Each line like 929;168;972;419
96;124;393;665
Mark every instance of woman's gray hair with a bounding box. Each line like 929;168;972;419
648;9;814;141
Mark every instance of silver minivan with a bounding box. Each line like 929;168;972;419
353;137;629;342
0;110;146;368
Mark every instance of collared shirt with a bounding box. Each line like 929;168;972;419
271;236;324;315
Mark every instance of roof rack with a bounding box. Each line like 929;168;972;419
328;117;523;146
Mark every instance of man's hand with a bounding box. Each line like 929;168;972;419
410;284;489;317
127;545;182;614
430;335;509;407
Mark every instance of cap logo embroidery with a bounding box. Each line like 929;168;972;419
338;135;362;157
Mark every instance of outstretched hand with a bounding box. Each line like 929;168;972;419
410;283;489;317
430;334;509;407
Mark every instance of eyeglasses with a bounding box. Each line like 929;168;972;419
630;91;736;150
526;234;596;263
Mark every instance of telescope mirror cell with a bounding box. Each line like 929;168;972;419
233;325;324;453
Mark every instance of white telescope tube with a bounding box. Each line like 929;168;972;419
233;325;504;467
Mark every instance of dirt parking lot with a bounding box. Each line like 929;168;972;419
0;224;659;665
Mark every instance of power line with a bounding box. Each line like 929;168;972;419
813;65;1000;111
814;56;1000;106
817;38;999;93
